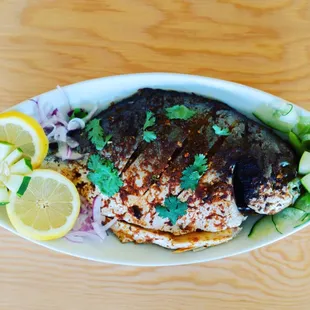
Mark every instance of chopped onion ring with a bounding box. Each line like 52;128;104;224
92;196;103;224
67;118;85;131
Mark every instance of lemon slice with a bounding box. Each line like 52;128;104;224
0;111;48;168
6;169;80;241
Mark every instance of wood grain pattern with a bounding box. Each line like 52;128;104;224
0;0;310;309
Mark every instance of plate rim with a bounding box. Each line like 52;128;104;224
1;72;309;266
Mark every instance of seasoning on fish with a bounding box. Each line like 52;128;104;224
43;88;300;251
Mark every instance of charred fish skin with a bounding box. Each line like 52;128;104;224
46;88;300;251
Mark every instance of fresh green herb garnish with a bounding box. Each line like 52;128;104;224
181;154;208;190
143;111;157;142
143;131;157;143
165;105;196;120
87;154;123;197
85;118;112;151
212;125;230;136
156;196;188;225
69;108;88;120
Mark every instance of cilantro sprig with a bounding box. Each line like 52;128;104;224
143;111;157;143
181;154;208;190
68;108;88;120
87;154;123;197
156;196;188;225
212;125;230;136
165;105;196;120
85;118;112;151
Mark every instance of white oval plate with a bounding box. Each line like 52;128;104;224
1;73;309;266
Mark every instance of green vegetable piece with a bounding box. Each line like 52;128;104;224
165;105;196;120
0;187;9;206
10;158;33;175
156;196;188;225
181;154;208;190
301;133;310;150
293;116;310;139
295;214;310;228
301;174;310;193
69;108;88;120
17;176;31;197
87;154;123;197
212;125;230;136
253;104;295;133
294;193;310;213
0;141;14;162
299;151;310;175
248;216;279;240
85;118;112;151
143;111;157;143
288;131;304;155
273;207;306;234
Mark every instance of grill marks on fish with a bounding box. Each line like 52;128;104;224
101;103;248;234
49;88;299;250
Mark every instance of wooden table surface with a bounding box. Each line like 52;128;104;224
1;0;310;309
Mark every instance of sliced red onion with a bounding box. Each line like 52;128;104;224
70;151;84;160
83;104;98;122
92;196;103;224
68;118;85;131
103;217;118;230
65;233;84;243
51;114;68;127
54;126;68;142
72;213;89;231
51;108;58;116
67;146;72;159
91;222;108;241
66;231;102;243
56;142;84;161
66;137;79;149
65;194;118;244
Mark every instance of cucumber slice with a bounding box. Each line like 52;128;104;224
16;176;31;197
0;186;9;205
295;214;310;228
248;216;279;240
293;116;310;139
294;193;310;213
301;174;310;193
253;101;299;133
273;207;306;234
3;175;31;197
4;148;23;166
299;151;310;174
301;133;310;150
0;141;14;162
10;158;33;175
289;131;304;155
253;106;293;133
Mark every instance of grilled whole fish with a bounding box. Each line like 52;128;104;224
43;89;299;250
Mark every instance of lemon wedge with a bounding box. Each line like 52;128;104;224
0;111;48;168
6;169;80;241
